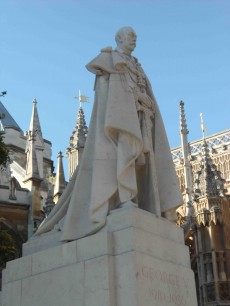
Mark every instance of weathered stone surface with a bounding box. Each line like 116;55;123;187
108;205;184;242
1;280;21;306
5;255;32;283
23;230;62;255
85;255;115;306
21;263;84;306
1;206;197;306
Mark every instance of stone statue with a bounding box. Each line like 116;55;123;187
36;27;182;241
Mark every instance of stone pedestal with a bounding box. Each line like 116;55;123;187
1;206;197;306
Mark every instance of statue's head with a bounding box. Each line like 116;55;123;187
115;27;137;54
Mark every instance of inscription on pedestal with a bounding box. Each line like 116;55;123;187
138;265;193;306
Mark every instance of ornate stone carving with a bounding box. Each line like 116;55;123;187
210;206;223;225
195;208;211;227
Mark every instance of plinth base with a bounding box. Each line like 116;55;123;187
1;206;197;306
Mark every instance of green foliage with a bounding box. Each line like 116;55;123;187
0;230;17;267
0;133;9;168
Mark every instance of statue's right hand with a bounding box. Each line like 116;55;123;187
137;92;155;112
114;62;127;72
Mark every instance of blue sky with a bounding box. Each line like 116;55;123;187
1;0;230;177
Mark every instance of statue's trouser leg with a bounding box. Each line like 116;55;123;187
117;132;138;203
137;110;161;216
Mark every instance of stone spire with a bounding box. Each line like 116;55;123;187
53;151;66;203
24;131;41;184
69;106;88;149
27;98;44;178
194;138;226;199
179;101;194;217
29;99;42;136
24;99;46;236
24;131;43;236
66;106;88;179
194;114;226;200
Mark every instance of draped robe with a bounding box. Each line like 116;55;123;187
36;48;182;241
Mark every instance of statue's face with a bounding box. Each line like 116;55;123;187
118;28;137;54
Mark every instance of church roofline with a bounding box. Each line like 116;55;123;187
172;129;230;162
0;102;23;133
43;138;52;145
172;128;230;151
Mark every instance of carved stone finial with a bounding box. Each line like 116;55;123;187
194;140;227;198
53;150;66;201
179;100;189;135
58;151;63;158
200;113;206;139
179;100;193;217
68;107;88;150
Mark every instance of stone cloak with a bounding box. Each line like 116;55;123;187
35;49;182;241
